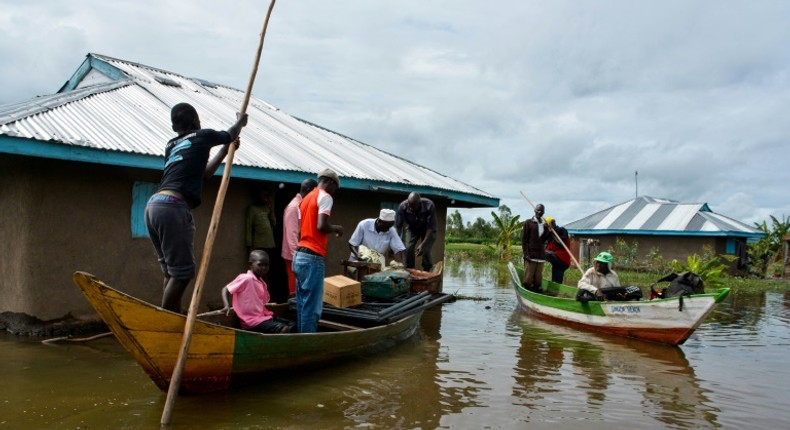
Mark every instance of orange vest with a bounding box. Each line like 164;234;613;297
297;188;329;256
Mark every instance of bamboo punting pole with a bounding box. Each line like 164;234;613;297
161;1;278;425
519;191;585;274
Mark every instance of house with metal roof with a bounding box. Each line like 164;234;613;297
0;53;498;330
565;196;762;272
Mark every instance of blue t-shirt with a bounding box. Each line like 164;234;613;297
159;129;231;208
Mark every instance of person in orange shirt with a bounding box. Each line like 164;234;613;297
292;169;343;333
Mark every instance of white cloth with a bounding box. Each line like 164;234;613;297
577;267;621;293
379;209;396;222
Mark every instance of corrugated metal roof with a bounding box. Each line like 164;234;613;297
565;196;763;238
0;53;497;207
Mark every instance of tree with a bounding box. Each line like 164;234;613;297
467;217;494;241
748;215;790;278
446;210;465;238
491;210;522;261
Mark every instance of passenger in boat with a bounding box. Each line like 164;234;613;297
282;178;318;298
521;204;551;292
544;217;571;284
145;103;248;313
348;209;407;267
293;169;344;333
222;250;295;333
577;252;620;300
396;193;438;271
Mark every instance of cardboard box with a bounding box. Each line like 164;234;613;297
323;275;362;308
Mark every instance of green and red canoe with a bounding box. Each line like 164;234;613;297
508;263;730;346
73;271;430;394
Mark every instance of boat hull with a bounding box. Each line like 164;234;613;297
507;263;729;345
73;272;423;394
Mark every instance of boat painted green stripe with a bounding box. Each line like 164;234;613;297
518;284;607;316
713;288;731;303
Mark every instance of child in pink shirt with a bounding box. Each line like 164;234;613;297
221;250;294;333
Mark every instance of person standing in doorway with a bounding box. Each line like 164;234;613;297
145;102;248;312
281;178;317;298
396;192;438;271
521;203;550;292
292;169;343;333
245;185;276;266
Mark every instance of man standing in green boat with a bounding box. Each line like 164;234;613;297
521;203;551;292
293;169;343;333
577;252;621;300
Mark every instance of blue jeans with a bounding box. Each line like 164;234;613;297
292;251;325;333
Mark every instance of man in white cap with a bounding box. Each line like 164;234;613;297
348;209;406;267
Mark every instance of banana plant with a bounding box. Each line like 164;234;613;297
490;211;522;262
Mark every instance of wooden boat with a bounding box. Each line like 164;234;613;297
407;261;444;294
73;271;437;394
507;262;730;345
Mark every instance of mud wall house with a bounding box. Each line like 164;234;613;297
565;196;763;273
0;53;498;333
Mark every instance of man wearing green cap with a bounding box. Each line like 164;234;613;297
577;252;621;300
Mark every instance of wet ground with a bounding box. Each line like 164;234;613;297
2;257;789;429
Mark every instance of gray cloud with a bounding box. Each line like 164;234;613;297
1;0;788;226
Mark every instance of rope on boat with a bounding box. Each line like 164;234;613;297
41;332;113;345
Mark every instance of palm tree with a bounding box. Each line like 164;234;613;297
491;211;522;262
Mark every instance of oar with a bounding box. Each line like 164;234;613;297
519;191;585;274
160;0;278;425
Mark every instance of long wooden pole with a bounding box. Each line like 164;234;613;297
160;0;277;425
519;191;584;274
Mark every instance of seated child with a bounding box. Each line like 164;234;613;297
221;250;295;333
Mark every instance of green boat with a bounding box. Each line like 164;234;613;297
508;262;730;345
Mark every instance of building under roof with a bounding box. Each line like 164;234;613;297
565;196;763;271
0;53;497;329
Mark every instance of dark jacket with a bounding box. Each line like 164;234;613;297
521;217;550;260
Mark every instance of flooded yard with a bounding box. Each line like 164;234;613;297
2;254;789;429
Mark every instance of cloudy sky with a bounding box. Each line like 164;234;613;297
2;0;788;226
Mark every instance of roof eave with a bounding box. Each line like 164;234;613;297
1;135;497;207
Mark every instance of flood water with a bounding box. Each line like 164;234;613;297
2;254;790;429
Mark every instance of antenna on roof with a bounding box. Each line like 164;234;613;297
635;170;638;199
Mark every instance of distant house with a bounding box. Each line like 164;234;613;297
565;196;763;272
0;53;498;328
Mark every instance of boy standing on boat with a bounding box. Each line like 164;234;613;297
577;252;621;300
293;169;344;333
521;203;551;291
145;103;248;313
222;250;294;333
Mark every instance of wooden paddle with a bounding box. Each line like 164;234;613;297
160;0;278;425
519;191;584;274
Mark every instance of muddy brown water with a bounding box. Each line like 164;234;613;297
2;258;789;429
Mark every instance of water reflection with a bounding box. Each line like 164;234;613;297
508;312;718;428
